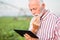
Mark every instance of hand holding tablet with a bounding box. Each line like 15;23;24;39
14;29;38;38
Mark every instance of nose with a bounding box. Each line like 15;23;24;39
32;12;36;15
33;12;35;14
32;11;36;14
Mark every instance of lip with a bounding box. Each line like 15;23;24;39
34;14;39;16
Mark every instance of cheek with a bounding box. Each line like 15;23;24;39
36;9;40;13
31;11;36;14
31;11;35;13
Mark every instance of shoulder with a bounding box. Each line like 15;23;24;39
43;10;58;23
48;10;58;19
42;9;58;21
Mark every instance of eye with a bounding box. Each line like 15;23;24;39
30;8;37;11
33;8;37;10
30;9;32;11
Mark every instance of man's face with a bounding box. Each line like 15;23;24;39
29;3;41;16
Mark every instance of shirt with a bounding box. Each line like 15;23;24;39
54;17;60;40
29;9;59;40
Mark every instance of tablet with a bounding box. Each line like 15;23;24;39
14;29;38;38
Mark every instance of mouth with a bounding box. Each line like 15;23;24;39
35;15;38;16
33;14;39;16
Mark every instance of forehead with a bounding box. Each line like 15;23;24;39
29;3;40;9
29;0;40;8
29;0;40;3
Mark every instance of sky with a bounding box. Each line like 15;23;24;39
44;0;60;16
0;0;60;16
0;0;29;8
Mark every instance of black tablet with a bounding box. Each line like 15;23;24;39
14;29;38;38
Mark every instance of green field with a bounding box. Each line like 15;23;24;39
0;16;32;40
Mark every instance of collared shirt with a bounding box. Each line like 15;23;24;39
29;9;59;40
36;10;58;40
54;17;60;40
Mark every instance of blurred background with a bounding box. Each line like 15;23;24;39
0;0;60;40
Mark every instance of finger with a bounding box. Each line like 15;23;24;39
33;22;40;27
24;33;31;40
32;38;38;40
24;34;29;40
25;34;31;38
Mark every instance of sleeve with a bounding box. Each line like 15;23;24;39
53;17;60;40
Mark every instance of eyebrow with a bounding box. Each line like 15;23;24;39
30;8;37;11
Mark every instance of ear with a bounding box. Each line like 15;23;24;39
41;3;45;9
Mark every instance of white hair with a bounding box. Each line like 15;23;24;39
40;0;43;3
28;0;44;4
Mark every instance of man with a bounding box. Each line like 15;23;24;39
24;0;60;40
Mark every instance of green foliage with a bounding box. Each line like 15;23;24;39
0;16;31;40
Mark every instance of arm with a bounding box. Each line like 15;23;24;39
31;16;41;34
24;16;40;40
31;22;40;34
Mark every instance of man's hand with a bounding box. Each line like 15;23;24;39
33;16;41;27
31;16;41;33
24;33;38;40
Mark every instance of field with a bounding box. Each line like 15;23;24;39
0;16;32;40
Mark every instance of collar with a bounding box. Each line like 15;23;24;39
41;9;50;20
